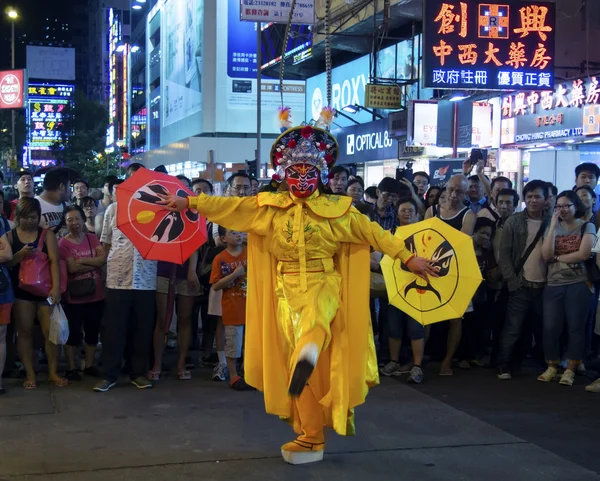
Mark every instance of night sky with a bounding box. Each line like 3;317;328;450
0;0;83;71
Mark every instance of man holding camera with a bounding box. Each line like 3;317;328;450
462;152;492;215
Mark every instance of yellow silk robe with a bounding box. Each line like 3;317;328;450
188;191;412;435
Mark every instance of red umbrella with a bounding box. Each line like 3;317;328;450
115;169;207;264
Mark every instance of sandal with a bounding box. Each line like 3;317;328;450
177;370;192;381
439;369;454;376
147;370;161;381
23;380;37;390
49;377;69;387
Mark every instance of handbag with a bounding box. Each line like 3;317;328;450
19;229;68;297
67;234;97;298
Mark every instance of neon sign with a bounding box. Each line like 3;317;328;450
28;99;68;147
500;76;600;144
28;84;73;99
424;1;556;90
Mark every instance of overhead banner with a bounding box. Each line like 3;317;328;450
240;0;316;25
0;69;27;109
26;46;75;81
500;76;600;144
423;1;556;90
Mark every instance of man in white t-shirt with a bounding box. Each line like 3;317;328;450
35;168;71;231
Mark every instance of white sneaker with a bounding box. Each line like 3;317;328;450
212;363;228;382
537;366;558;383
559;369;575;386
585;379;600;393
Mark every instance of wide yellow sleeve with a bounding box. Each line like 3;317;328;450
332;209;413;263
188;194;268;235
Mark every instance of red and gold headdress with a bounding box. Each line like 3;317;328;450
270;126;338;184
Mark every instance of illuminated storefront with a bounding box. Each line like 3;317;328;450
25;83;74;168
500;76;600;192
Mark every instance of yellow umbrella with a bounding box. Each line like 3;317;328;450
381;217;482;325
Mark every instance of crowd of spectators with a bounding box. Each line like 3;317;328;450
1;160;600;396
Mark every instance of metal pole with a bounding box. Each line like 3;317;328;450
452;102;459;158
11;20;16;172
256;24;262;179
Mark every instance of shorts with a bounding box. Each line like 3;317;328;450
157;276;201;297
0;303;13;325
208;288;223;316
387;305;424;340
225;324;244;358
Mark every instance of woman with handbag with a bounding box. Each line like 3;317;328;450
58;206;107;381
540;191;596;386
7;198;67;389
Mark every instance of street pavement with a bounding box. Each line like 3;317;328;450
1;361;599;481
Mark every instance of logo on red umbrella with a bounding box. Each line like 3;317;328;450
128;179;200;244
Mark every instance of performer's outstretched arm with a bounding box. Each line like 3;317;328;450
162;193;262;234
333;209;437;279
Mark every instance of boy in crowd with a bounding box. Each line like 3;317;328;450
73;180;90;206
35;167;71;232
379;197;426;384
9;170;35;221
210;227;251;390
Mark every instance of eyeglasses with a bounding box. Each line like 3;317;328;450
554;204;574;210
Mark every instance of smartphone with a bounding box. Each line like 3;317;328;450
396;168;414;183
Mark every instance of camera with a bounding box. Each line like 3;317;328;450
468;148;487;166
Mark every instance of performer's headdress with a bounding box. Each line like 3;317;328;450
270;107;338;185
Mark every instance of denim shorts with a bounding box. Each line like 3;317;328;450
387;305;425;340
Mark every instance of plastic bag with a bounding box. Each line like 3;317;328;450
49;304;69;345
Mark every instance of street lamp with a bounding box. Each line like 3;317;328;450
6;7;18;176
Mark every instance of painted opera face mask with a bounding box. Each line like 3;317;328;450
286;164;319;199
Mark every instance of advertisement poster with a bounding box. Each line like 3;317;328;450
429;159;465;187
221;0;306;134
162;0;203;130
240;0;316;25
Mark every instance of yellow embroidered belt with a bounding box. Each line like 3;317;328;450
277;258;335;275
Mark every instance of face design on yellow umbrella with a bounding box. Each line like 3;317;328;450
399;228;459;312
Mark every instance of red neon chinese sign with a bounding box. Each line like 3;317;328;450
0;69;26;109
424;1;556;90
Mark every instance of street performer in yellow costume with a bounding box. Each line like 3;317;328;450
162;122;435;465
